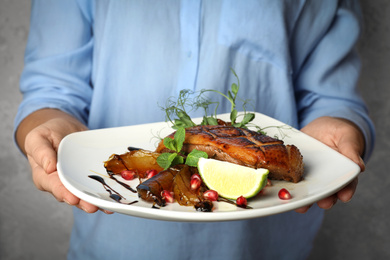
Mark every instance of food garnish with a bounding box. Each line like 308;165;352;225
161;68;255;130
156;127;208;170
197;158;269;200
203;190;218;201
278;188;292;200
236;196;248;208
120;170;136;180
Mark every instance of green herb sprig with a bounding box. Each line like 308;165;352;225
156;127;208;170
161;68;255;130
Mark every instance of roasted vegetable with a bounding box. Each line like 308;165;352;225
104;149;164;178
136;166;181;206
136;165;213;211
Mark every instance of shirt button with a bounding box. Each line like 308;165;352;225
187;51;192;58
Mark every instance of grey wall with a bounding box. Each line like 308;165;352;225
1;1;389;259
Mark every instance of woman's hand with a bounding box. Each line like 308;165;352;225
296;116;366;213
16;109;112;214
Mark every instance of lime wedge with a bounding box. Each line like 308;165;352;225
197;158;269;200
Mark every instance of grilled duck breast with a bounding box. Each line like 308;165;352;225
155;125;304;183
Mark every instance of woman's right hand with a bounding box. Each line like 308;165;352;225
17;109;112;214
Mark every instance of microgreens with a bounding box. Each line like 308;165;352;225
161;68;255;130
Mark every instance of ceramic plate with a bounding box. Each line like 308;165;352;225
57;112;360;222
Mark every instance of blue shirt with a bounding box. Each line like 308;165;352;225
15;1;375;259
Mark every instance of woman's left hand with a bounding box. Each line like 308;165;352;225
296;116;366;213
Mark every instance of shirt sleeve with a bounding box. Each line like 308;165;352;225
292;0;375;160
14;0;94;129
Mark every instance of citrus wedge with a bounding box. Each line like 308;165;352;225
197;158;269;200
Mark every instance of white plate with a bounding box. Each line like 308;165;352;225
57;112;360;222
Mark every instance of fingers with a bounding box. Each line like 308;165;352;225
295;205;312;214
317;195;338;209
337;178;358;203
28;155;110;214
295;197;337;214
296;178;358;214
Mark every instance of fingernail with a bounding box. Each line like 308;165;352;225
42;159;49;172
81;206;91;213
359;157;366;171
63;199;71;205
98;208;114;214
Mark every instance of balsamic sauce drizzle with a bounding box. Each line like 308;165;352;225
218;197;253;209
107;172;137;193
88;175;138;205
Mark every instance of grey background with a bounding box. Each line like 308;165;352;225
0;1;389;259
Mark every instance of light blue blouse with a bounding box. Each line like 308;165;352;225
16;1;375;259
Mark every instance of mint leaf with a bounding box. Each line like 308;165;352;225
173;127;185;152
171;155;184;166
185;149;208;167
157;152;178;170
163;137;176;151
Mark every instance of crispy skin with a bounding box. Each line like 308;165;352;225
155;125;304;183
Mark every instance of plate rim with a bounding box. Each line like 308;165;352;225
57;112;361;222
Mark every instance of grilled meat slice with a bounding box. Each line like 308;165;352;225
155;125;304;183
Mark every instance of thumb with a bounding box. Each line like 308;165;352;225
25;129;58;174
337;134;365;172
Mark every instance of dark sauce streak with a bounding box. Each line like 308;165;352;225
88;175;124;198
218;197;253;209
127;146;140;151
107;172;137;193
110;193;123;203
88;175;138;205
152;203;160;209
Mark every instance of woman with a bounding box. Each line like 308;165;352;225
15;1;374;259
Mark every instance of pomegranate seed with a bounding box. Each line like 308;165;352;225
190;178;201;190
236;196;247;208
161;190;174;203
203;190;218;201
146;169;158;179
278;188;292;200
191;173;202;181
266;179;272;187
120;170;136;180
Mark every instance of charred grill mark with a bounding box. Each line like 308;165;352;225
208;126;244;137
249;133;283;144
216;136;256;147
